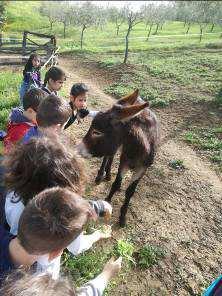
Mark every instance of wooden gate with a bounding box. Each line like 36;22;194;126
0;31;58;66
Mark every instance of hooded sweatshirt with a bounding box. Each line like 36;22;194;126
3;108;36;153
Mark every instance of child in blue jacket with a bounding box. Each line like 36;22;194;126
19;53;42;105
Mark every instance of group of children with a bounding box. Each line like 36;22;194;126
0;53;122;295
0;53;221;295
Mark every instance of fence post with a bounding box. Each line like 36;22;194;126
22;31;27;56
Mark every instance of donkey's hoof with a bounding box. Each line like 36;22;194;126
119;217;126;228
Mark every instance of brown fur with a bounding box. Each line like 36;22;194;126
79;90;159;226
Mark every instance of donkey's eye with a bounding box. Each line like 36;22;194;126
92;129;103;137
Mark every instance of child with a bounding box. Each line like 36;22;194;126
3;135;112;277
22;94;71;143
3;88;46;153
42;66;66;95
1;257;122;295
0;187;115;284
64;83;98;130
0;225;37;286
19;53;42;104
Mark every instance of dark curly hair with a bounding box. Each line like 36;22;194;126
3;132;86;205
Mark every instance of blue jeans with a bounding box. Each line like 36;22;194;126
19;81;29;106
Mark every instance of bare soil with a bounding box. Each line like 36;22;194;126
60;54;222;296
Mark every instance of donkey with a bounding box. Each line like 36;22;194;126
78;89;159;226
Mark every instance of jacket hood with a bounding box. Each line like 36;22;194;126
9;107;31;123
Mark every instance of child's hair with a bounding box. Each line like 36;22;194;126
4;134;85;205
23;53;40;76
0;268;76;296
43;66;66;87
36;94;71;127
23;88;46;112
70;83;89;98
18;187;92;254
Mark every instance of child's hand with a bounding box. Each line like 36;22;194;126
102;257;122;279
78;108;89;119
97;225;112;239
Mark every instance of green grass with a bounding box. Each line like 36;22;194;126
135;245;166;269
62;247;112;287
3;1;222;54
184;127;222;171
0;71;21;130
62;239;166;294
98;47;222;107
62;239;135;294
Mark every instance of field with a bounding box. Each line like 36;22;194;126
3;1;222;53
1;1;222;295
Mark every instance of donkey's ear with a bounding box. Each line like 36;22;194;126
117;89;139;106
111;102;149;122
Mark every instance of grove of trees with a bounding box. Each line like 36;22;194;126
17;1;222;63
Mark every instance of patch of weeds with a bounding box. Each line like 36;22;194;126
104;83;133;98
98;58;121;68
134;245;166;269
62;247;111;287
184;131;200;146
211;152;222;164
169;159;185;170
184;127;222;172
154;167;165;178
113;239;135;266
151;99;169;108
0;109;10;130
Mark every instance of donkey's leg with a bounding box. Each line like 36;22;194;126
106;156;128;203
105;155;114;181
95;157;108;184
119;167;146;227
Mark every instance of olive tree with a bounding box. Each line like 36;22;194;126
122;4;143;64
55;2;72;38
108;6;125;36
39;1;58;32
142;3;158;41
70;1;98;50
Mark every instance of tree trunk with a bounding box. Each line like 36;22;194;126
63;22;66;39
186;23;191;34
199;26;203;42
210;23;215;32
116;25;120;36
183;21;187;28
146;24;153;41
123;25;131;64
154;23;159;35
80;25;86;50
160;23;164;30
50;20;53;32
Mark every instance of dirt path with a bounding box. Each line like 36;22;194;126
60;56;222;296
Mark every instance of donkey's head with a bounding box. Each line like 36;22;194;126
77;90;149;158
